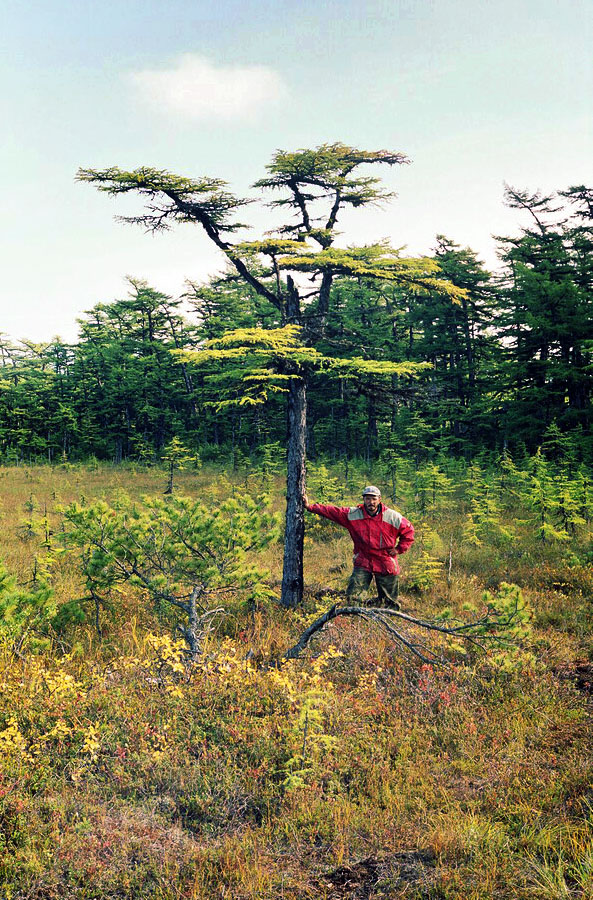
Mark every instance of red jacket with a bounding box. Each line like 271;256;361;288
306;502;414;575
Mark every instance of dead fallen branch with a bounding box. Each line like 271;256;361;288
284;599;522;663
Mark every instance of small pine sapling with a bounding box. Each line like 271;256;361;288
378;446;401;507
529;449;571;543
413;462;454;514
64;491;279;660
161;437;200;495
462;464;512;547
255;442;285;487
405;522;445;592
0;561;56;657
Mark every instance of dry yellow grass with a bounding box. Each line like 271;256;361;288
0;462;591;899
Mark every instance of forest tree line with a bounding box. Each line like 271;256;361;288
1;150;592;469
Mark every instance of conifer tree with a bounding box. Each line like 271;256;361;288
161;437;200;494
413;462;454;514
495;185;593;448
78;145;464;607
64;492;278;657
528;449;571;543
462;464;511;546
0;562;55;653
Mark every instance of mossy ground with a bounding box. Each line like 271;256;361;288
0;463;591;899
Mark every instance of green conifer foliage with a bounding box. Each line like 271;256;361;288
161;437;200;495
462;465;512;547
495;186;593;449
413;463;454;514
405;522;445;592
64;492;279;658
0;562;55;652
528;450;571;543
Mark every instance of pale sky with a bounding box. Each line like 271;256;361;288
2;0;592;343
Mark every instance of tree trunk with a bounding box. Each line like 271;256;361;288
184;586;201;659
280;273;307;609
280;374;307;608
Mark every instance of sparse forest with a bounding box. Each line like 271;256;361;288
0;147;591;898
2;155;592;471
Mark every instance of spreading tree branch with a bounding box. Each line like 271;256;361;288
284;601;523;663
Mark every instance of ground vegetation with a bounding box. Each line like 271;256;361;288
0;460;591;899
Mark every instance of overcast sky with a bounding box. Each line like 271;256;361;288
2;0;592;343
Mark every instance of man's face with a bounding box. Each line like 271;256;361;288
363;493;381;514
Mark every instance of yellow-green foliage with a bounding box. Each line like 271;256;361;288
276;243;467;304
62;488;280;652
405;521;445;591
178;325;430;414
0;462;591;899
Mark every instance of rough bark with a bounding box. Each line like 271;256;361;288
184;585;201;658
279;275;307;608
280;374;307;608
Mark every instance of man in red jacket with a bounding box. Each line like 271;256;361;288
304;485;414;609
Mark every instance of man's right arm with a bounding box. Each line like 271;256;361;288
304;496;350;527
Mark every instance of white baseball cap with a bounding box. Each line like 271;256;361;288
362;485;381;496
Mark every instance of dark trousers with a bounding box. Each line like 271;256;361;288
346;567;400;609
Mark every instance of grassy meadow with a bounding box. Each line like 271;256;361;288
0;460;592;899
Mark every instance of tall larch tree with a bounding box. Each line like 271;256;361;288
77;144;464;607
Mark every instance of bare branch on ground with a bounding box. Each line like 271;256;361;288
284;600;521;663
